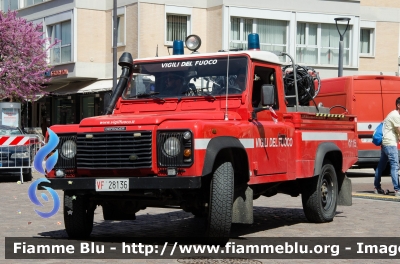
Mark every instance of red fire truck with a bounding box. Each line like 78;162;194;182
317;75;400;174
41;34;357;239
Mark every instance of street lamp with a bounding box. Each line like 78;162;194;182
334;17;351;77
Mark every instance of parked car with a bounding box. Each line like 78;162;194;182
0;125;32;181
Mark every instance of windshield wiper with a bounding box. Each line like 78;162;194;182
136;92;166;103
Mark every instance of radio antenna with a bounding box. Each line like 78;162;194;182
224;7;230;121
156;44;158;57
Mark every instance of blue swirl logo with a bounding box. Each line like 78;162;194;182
28;178;60;218
34;128;59;174
29;128;60;218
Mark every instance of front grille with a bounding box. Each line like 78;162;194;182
76;131;152;169
157;130;193;167
54;134;77;170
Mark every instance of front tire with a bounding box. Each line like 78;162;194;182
64;191;94;238
206;161;234;238
302;161;338;223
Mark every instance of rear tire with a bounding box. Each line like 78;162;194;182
64;191;94;238
302;161;338;223
206;161;234;239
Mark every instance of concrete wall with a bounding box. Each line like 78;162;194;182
361;0;400;8
192;8;208;53
138;3;208;58
359;0;400;75
16;0;400;78
206;5;222;53
359;22;399;74
221;0;359;15
124;4;139;60
139;3;165;58
77;9;108;64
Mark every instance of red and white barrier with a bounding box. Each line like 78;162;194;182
0;136;31;146
0;134;44;183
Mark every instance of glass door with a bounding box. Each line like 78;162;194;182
82;96;94;120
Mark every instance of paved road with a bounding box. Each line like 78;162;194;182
0;169;398;263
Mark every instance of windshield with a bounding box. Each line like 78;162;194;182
123;57;248;99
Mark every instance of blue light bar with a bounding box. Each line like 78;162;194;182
173;40;184;55
248;33;260;50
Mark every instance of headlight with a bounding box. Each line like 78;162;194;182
61;140;76;159
185;34;202;51
183;131;191;140
163;137;181;157
11;152;29;159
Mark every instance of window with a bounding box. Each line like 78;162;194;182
230;17;287;61
54;97;74;124
252;66;278;109
113;7;125;46
360;28;373;56
82;96;94;120
117;14;125;45
25;0;44;7
296;22;351;66
296;23;318;64
48;20;72;64
166;15;189;43
1;0;18;11
31;19;44;37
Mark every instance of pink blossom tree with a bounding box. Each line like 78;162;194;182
0;10;57;101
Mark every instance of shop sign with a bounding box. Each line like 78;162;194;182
44;69;68;77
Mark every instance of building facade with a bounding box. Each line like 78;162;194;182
2;0;400;127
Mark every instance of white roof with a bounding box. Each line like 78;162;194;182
51;80;114;95
135;50;282;65
77;79;113;93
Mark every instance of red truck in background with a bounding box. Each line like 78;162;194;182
317;75;400;174
40;35;357;240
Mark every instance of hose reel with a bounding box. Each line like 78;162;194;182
282;65;321;106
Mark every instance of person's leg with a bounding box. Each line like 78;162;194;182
374;147;388;189
386;146;400;191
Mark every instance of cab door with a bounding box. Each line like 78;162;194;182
251;65;289;175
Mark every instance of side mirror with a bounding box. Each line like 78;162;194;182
261;84;275;106
252;84;275;120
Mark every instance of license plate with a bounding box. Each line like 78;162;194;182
95;179;129;191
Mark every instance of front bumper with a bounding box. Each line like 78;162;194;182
38;176;202;190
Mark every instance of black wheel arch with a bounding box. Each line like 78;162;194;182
201;136;250;184
314;142;343;176
313;143;351;206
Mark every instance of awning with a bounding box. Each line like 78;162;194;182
51;80;115;95
77;79;114;94
23;94;44;102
